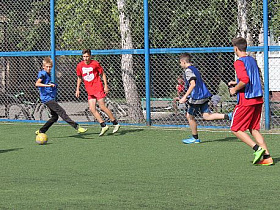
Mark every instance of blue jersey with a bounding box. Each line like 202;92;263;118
37;70;57;103
237;56;263;103
183;65;212;104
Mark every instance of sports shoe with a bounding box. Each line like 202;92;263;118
99;125;109;136
227;112;233;121
35;130;39;135
77;125;87;134
255;157;274;166
182;137;201;144
253;147;265;164
112;124;120;134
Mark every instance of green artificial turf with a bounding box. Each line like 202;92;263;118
0;122;280;209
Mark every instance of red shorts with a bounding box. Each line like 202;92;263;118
230;103;262;132
88;91;106;101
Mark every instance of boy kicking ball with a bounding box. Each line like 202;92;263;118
35;57;87;135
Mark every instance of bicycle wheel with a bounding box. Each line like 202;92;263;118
38;104;51;121
7;104;29;120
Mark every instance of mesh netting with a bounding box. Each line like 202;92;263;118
0;0;280;129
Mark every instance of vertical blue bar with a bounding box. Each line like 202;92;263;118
50;0;56;83
263;0;269;130
144;0;151;125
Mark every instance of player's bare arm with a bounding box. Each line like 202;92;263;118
75;76;82;98
179;80;195;103
229;81;246;95
101;72;109;94
35;79;55;87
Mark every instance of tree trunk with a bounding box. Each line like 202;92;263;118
237;0;266;128
117;0;144;123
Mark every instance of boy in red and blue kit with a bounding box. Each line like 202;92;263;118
229;37;273;165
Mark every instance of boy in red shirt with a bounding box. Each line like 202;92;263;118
76;49;120;136
172;75;185;115
229;37;273;165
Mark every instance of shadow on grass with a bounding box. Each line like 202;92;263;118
0;148;23;153
53;128;143;139
201;136;238;143
272;157;280;164
59;132;94;139
106;128;144;136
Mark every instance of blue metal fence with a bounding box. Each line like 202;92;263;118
0;0;279;129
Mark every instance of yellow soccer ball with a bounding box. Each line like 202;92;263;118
36;133;48;145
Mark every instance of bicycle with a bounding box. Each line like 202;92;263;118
84;98;128;122
5;92;50;121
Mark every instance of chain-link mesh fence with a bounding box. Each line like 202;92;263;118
0;0;280;129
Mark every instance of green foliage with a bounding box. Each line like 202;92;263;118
55;0;121;50
269;0;280;40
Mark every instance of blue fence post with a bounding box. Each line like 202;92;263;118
263;0;270;130
144;0;151;126
50;0;56;83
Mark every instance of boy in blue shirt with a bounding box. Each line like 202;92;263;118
179;53;230;144
35;57;87;135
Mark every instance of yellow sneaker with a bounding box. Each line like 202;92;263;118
77;126;88;134
112;124;120;133
35;130;40;135
99;125;109;136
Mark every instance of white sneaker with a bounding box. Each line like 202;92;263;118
112;124;120;134
99;125;109;136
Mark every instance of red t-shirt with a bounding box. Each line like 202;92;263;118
76;60;104;95
234;59;263;106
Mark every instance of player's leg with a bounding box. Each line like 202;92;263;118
50;100;87;133
36;101;59;134
88;98;104;123
182;105;200;144
249;104;273;165
88;97;110;136
231;105;265;164
202;102;230;120
97;97;115;121
97;96;120;134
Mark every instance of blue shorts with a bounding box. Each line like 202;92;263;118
187;102;210;116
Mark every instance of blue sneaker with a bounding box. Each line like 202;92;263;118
182;137;201;144
227;112;233;121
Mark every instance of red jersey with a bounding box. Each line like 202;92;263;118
76;60;104;95
234;60;263;106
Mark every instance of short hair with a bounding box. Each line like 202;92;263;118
43;57;53;66
82;49;91;55
179;53;192;63
232;37;247;52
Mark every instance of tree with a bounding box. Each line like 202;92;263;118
117;0;144;122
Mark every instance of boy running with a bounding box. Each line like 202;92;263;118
229;37;273;165
179;53;230;144
76;49;120;136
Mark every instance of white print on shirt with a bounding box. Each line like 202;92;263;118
82;67;94;82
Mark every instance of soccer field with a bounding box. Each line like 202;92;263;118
1;122;280;209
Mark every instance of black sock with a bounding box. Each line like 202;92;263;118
193;134;198;139
253;144;259;152
224;114;229;120
263;154;271;159
100;122;106;127
112;120;118;125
